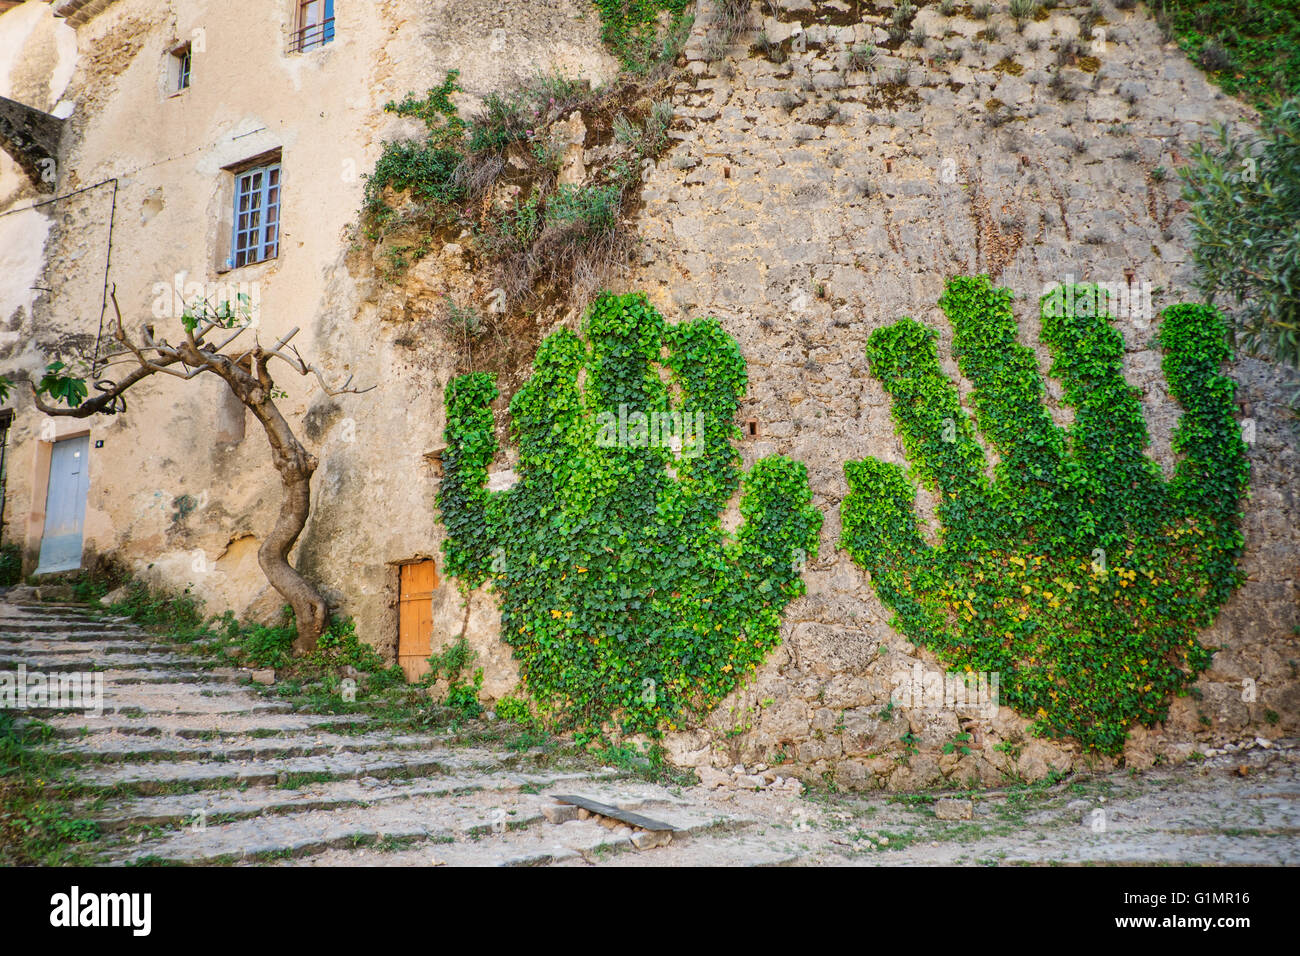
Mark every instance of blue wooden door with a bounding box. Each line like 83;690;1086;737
36;435;89;574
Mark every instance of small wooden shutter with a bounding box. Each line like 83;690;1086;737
397;560;438;682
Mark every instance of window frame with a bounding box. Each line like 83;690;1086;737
291;0;335;54
168;42;192;95
228;160;282;270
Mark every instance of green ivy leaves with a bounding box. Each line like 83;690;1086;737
439;372;498;583
593;0;693;71
363;71;468;235
438;277;1248;754
842;275;1249;754
438;292;822;739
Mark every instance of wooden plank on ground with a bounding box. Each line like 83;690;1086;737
551;794;681;832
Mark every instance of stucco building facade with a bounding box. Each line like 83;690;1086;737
0;0;613;690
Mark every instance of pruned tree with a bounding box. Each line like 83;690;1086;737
9;287;371;653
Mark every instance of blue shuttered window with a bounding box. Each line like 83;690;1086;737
294;0;335;52
176;46;191;90
231;163;281;268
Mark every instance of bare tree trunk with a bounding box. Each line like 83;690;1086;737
250;398;328;655
30;291;356;655
201;349;329;654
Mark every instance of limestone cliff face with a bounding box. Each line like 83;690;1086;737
0;0;1293;788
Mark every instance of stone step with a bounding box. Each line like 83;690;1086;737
0;602;109;616
89;768;612;831
35;711;374;737
0;640;161;655
17;681;291;717
0;616;148;632
27;679;269;704
0;619;135;633
102;680;268;699
275;801;761;867
0;629;146;643
20;700;293;718
116;793;550;864
1;633;183;648
74;744;518;794
0;640;163;655
0;619;143;634
0;653;206;672
115;786;747;865
46;730;442;763
84;669;231;685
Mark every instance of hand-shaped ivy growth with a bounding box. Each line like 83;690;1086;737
842;275;1248;753
439;292;822;739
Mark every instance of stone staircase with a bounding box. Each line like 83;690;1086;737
0;597;801;866
5;595;1297;867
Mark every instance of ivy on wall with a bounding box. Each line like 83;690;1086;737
592;0;693;71
841;275;1249;754
363;70;468;237
439;292;822;740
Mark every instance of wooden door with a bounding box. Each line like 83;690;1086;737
36;435;90;575
397;560;438;682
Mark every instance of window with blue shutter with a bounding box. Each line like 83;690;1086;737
231;163;281;268
175;45;191;90
293;0;335;53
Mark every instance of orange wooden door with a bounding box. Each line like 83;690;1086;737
398;560;438;682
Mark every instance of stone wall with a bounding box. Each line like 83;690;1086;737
622;0;1297;786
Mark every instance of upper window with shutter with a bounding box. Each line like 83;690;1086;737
290;0;334;53
168;42;192;94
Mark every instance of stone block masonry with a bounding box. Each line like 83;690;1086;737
625;0;1296;787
